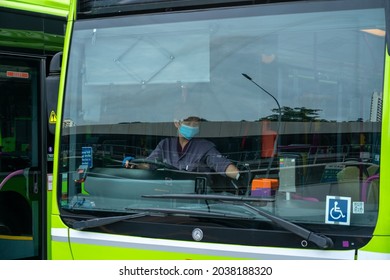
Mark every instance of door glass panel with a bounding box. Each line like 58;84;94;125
0;55;41;259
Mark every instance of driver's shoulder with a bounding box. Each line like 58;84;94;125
157;137;178;149
191;138;215;148
158;137;175;145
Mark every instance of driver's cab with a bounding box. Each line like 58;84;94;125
62;113;380;214
63;116;258;210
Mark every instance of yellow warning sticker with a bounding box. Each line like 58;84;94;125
49;110;57;124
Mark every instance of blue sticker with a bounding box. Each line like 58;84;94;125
325;196;351;225
81;147;93;168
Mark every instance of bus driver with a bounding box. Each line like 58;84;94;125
124;116;240;180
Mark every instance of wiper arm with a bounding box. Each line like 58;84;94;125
72;212;163;230
242;203;333;249
71;205;251;230
143;194;333;249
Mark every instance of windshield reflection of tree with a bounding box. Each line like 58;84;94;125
264;106;323;122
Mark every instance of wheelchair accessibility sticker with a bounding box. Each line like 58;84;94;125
325;196;351;225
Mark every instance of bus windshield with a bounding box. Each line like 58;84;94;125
60;0;385;248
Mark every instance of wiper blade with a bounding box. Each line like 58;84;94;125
71;205;251;230
242;203;333;249
143;193;333;249
142;193;275;203
72;212;163;230
72;208;254;230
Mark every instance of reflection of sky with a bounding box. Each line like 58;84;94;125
65;6;385;125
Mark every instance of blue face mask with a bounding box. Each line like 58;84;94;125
179;124;199;140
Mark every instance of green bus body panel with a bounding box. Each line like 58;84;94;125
360;49;390;256
46;3;74;258
0;0;70;17
0;1;69;53
0;29;64;52
68;246;238;260
51;237;237;260
0;0;70;260
50;214;236;260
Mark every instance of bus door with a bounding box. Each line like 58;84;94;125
0;54;47;259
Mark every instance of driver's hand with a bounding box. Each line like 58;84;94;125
122;156;135;168
124;161;137;169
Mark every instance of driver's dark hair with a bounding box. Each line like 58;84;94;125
183;116;201;122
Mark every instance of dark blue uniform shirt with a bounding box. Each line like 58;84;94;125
147;137;232;174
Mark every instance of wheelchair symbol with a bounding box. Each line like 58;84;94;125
325;196;350;225
329;201;345;220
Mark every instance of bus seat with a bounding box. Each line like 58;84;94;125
366;181;379;210
335;166;366;201
362;174;379;206
367;165;379;177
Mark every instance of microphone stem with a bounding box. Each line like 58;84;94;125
251;80;282;179
242;73;281;178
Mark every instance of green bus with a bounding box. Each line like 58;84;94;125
51;0;390;259
0;0;69;259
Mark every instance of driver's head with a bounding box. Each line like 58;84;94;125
175;116;200;140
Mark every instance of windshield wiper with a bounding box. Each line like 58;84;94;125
71;206;253;230
72;212;163;230
242;203;333;249
143;194;333;249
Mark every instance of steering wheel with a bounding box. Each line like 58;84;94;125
130;158;178;170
